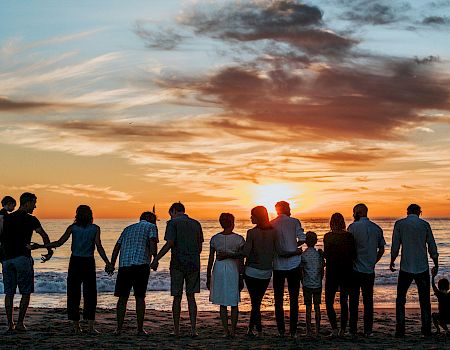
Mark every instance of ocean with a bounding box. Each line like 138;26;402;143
0;217;448;311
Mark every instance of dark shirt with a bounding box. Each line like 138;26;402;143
1;210;41;260
243;227;276;270
435;290;450;322
164;214;203;272
323;230;356;274
0;208;8;216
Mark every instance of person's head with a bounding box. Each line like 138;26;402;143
407;204;421;216
330;212;346;232
19;192;37;214
251;206;271;229
74;205;93;227
1;196;16;212
305;231;318;248
275;201;291;216
353;203;368;220
438;278;449;292
219;213;235;231
168;202;185;218
140;211;157;224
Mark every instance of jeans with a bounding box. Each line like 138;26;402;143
273;266;301;335
396;269;431;336
349;271;375;334
244;274;270;332
67;255;97;321
325;269;351;330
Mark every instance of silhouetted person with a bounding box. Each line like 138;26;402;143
30;205;112;333
348;203;385;338
390;204;438;337
110;211;158;335
0;192;53;332
206;213;245;338
150;202;203;337
242;206;276;337
0;196;16;262
323;213;356;338
270;201;305;338
431;272;449;335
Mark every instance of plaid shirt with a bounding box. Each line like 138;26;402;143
117;220;158;268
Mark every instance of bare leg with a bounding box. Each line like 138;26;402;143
72;320;82;334
16;294;30;331
172;296;182;336
314;303;321;336
115;296;128;334
186;293;198;337
219;306;229;336
5;295;15;331
432;313;441;333
306;304;312;336
135;296;146;334
87;320;99;334
230;306;238;337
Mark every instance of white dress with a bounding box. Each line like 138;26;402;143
210;233;245;306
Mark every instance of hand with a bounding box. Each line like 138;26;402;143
297;247;303;255
150;260;159;271
105;263;115;276
41;250;53;263
389;262;396;272
239;275;245;291
431;265;438;277
317;248;323;256
27;242;41;250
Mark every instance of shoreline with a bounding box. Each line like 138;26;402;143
0;307;446;350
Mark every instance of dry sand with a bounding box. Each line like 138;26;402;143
0;307;448;349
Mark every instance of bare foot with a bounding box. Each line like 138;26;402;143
137;329;148;336
191;331;199;338
15;323;27;332
87;328;100;334
5;323;15;334
113;329;122;336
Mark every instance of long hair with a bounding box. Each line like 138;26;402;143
74;205;93;227
330;212;346;232
251;206;272;229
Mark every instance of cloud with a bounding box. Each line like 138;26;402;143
422;16;450;25
134;21;186;50
339;1;410;25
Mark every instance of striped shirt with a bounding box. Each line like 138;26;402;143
117;220;158;268
301;247;324;289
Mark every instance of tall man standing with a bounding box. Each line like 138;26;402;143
270;201;305;338
151;202;203;337
390;204;439;338
1;192;53;332
348;203;385;337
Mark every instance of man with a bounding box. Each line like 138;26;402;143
390;204;438;338
150;202;203;337
0;192;53;332
110;211;158;335
270;201;305;338
348;203;385;337
0;196;16;261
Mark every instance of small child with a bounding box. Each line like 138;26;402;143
301;231;325;337
0;196;16;216
432;271;450;335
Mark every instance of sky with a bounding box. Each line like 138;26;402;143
1;0;450;219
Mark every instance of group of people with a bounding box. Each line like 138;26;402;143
0;192;448;340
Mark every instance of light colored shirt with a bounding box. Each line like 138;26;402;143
117;220;158;268
271;214;306;270
391;214;438;274
348;217;385;274
71;223;98;257
301;247;324;288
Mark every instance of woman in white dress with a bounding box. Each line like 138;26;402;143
207;213;245;337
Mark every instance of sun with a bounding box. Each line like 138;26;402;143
251;183;299;216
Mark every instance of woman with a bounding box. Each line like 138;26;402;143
31;205;112;333
242;206;276;337
323;212;356;338
206;213;245;337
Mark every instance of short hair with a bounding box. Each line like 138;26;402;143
169;202;185;214
353;203;368;216
305;231;318;247
74;205;93;227
438;278;449;291
140;211;157;224
1;196;16;207
20;192;37;206
330;212;346;232
275;201;290;215
219;213;235;229
407;204;421;215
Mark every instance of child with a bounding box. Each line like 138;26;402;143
206;213;245;337
432;270;450;335
301;231;325;337
0;196;16;216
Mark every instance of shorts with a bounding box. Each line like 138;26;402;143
170;268;200;297
2;256;34;295
114;264;150;298
303;286;322;306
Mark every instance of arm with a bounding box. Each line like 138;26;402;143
431;274;439;295
296;219;306;246
150;240;174;270
376;246;385;264
426;223;439;276
33;225;72;250
206;246;215;290
110;243;121;271
35;226;54;262
390;223;401;271
198;223;204;254
94;226;111;267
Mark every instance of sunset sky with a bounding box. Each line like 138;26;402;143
1;0;449;219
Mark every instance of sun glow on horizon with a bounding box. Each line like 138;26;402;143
250;183;300;216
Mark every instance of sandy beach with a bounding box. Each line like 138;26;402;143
0;307;447;350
